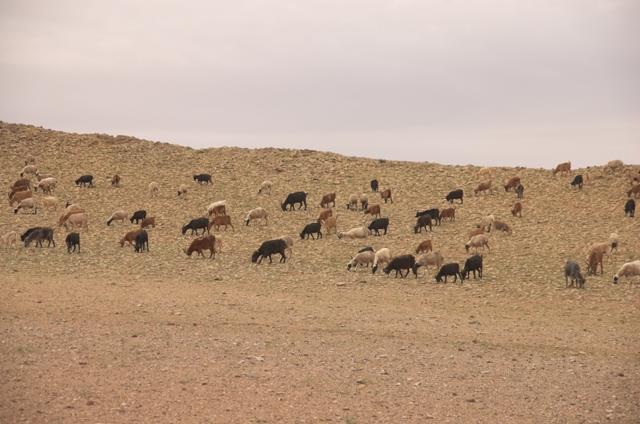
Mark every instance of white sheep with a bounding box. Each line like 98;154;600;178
609;232;619;253
371;248;392;273
244;207;268;226
413;251;445;276
14;197;37;214
258;180;272;195
36;177;57;194
107;210;128;226
1;231;17;248
337;226;368;240
149;181;160;196
177;183;188;197
20;164;38;177
465;234;490;253
207;200;226;216
63;212;89;231
347;194;359;210
42;196;58;209
613;260;640;284
480;214;495;232
347;250;375;271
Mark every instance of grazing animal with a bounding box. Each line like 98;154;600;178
587;250;604;275
461;255;483;281
358;246;374;253
337;226;368;240
515;184;525;199
207;200;227;217
359;194;369;210
111;174;121;187
120;229;145;247
251;239;288;264
177;184;188;197
413;251;444;277
42;196;58;210
564;260;585;288
435;263;462;283
415;239;433;254
414;214;432;233
149;181;160;196
184;235;216;258
106;210;128;226
347;194;359;210
364;204;381;218
130;210;147;224
208;215;234;231
62;212;89;231
65;232;80;253
258;180;272;195
371;248;392;273
474;181;492;195
370;179;379;192
446;189;464;204
624;199;635;217
628;185;640;198
383;254;417;278
347;250;375;271
440;207;455;222
14;197;36;214
11;178;31;191
140;217;156;229
182;217;209;235
21;227;42;242
570;175;584;189
134;230;149;252
319;192;336;208
368;217;389;236
416;208;440;226
300;222;323;240
2;231;18;248
281;191;307;211
322;215;338;235
511;202;523;217
504;176;521;192
605;159;624;173
493;220;512;235
75;175;94;187
608;233;619;253
279;235;294;256
553;161;571;176
613;260;640;284
36;177;57;194
9;190;32;207
317;208;333;223
469;227;485;239
245;207;269;226
480;214;495;232
465;234;490;253
20;164;38;177
380;188;393;203
24;227;55;247
193;174;212;184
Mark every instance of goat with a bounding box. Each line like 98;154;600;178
628;185;640;198
465;234;490;253
570;175;584;189
446;189;463;204
75;175;94;187
383;254;416;278
182;217;209;235
245;207;268;226
130;210;147;224
416;208;441;226
474;181;492;195
504;176;521;192
414;214;432;233
107;210;128;226
435;263;462;283
564;260;585;288
317;208;333;223
515;184;525;199
461;255;483;281
120;229;145;247
440;207;455;222
134;230;149;252
140;217;156;229
300;222;323;240
380;189;393;203
319;192;336;208
493;220;512;235
208;215;234;231
371;179;379;192
511;202;523;217
193;174;212;184
65;232;80;253
251;239;288;264
184;235;216;258
613;260;640;284
415;239;433;254
281;192;307;211
624;199;635;217
587;250;604;275
553;161;571;176
24;227;55;247
322;216;338;235
368;217;389;236
413;251;444;277
364;204;381;218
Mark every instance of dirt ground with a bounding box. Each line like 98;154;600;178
1;123;639;423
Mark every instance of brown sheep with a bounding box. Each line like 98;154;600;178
9;190;32;207
587;250;604;275
184;235;216;258
553;161;571;176
317;208;333;223
63;212;89;232
207;215;234;231
468;227;485;239
319;192;336;208
9;186;29;200
120;229;145;247
474;181;492;195
511;202;522;217
493;220;512;235
380;189;393;203
440;207;455;221
363;204;381;218
628;185;640;198
58;209;85;227
415;239;433;254
11;178;31;191
140;217;156;229
504;176;521;192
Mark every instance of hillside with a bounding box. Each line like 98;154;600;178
1;121;638;423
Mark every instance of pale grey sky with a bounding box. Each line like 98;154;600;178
1;0;638;167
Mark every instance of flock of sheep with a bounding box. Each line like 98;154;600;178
4;157;640;286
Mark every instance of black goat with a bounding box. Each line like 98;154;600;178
368;217;389;236
383;254;417;278
624;199;635;217
300;222;323;240
370;179;379;192
130;209;147;224
251;239;288;264
416;208;441;225
75;175;94;187
414;214;432;233
281;191;307;211
564;260;585;288
24;227;55;247
134;230;149;252
435;263;462;283
21;227;43;242
446;189;463;204
570;175;583;189
65;232;80;253
515;184;525;199
182;217;209;235
193;174;212;184
461;255;483;281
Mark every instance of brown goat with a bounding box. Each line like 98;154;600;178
184;235;216;258
208;204;226;217
468;227;485;239
504;177;521;192
111;174;121;187
322;216;338;234
587;250;604;275
380;189;393;203
9;190;32;207
474;181;492;195
511;202;523;217
208;215;234;231
628;185;640;198
140;217;156;229
440;207;455;221
363;204;381;218
319;192;336;208
317;208;333;223
415;239;433;254
553;161;571;176
11;178;31;191
120;229;145;247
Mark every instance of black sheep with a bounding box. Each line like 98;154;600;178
383;254;417;278
414;215;432;233
368;217;389;236
65;232;80;253
251;239;288;264
570;175;584;189
130;209;147;224
461;255;483;281
300;222;323;240
435;263;462;283
624;198;635;217
446;189;463;204
182;217;209;235
24;227;55;248
75;175;94;187
193;174;212;184
281;191;307;211
370;179;379;192
134;230;149;252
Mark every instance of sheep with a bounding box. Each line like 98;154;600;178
414;214;432;233
42;196;58;210
624;199;635;217
358;246;375;253
35;177;57;194
371;248;392;273
245;207;268;226
322;215;338;235
446;189;463;204
9;190;32;207
613;260;640;284
435;263;462;283
465;234;490;253
628;185;640;198
553;161;571;176
564;260;585;288
300;222;323;240
106;210;128;226
416;208;441;226
24;156;36;165
605;160;623;173
608;233;619;253
149;182;160;196
182;218;209;235
134;230;149;252
63;213;89;232
75;175;94;187
415;239;433;254
130;210;147;224
383;254;417;278
468;227;485;239
586;242;610;259
177;184;189;197
504;176;521;192
371;179;379;192
587;249;604;275
111;174;121;187
347;194;359;210
570;175;584;189
140;217;156;229
347;250;375;271
319;192;336;208
493;220;512;235
21;227;43;243
24;227;55;247
120;229;145;247
207;200;227;217
515;184;525;199
440;207;455;222
511;202;522;217
474;181;492;195
35;172;53;181
20;164;38;177
480;214;495;232
359;194;369;210
208;215;234;231
65;232;80;253
257;180;272;195
337;226;368;240
64;203;84;214
281;192;307;211
477;167;493;180
251;239;288;264
461;255;483;281
363;204;381;218
184;235;216;258
11;178;31;191
2;231;17;248
9;186;29;201
413;251;444;277
14;198;37;214
368;217;389;236
193;173;212;184
380;189;393;203
317;208;333;223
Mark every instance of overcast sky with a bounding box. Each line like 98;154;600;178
1;0;638;167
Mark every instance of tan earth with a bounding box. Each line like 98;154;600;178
1;122;639;423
